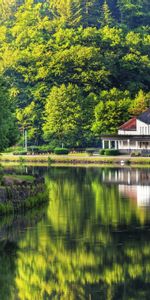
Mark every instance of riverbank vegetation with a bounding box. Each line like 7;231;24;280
2;153;150;166
0;0;149;149
0;167;48;215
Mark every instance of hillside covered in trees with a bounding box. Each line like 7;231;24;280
0;0;150;148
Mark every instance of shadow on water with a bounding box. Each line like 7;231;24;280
0;166;150;299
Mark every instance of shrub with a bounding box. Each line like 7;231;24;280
54;148;69;155
130;151;141;157
27;146;39;154
104;149;120;156
99;149;105;155
4;146;25;153
13;151;27;155
38;145;54;154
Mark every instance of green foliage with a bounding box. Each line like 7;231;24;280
129;90;150;116
92;88;131;134
100;149;105;155
130;151;141;157
0;77;18;150
54;148;69;155
0;0;149;146
23;191;48;210
0;202;13;215
117;0;150;28
43;84;95;147
104;149;120;156
100;1;114;27
13;151;27;155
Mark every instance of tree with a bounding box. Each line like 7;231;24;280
0;0;149;146
92;88;131;134
43;84;95;147
100;0;114;27
117;0;150;28
129;90;150;116
0;77;18;150
50;0;82;28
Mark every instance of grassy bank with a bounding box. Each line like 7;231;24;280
1;153;150;165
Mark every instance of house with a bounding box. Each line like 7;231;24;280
101;108;150;153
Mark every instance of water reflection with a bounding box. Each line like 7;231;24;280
0;167;150;299
101;167;150;208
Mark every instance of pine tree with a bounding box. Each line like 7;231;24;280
100;0;114;27
80;0;101;27
50;0;82;28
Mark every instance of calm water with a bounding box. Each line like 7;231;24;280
1;166;150;300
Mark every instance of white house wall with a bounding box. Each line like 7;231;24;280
136;119;150;135
118;120;150;135
118;130;137;135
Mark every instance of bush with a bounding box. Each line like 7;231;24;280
13;151;27;155
54;148;69;155
99;149;105;155
38;145;54;154
4;146;24;153
27;146;39;154
104;149;120;156
130;151;141;157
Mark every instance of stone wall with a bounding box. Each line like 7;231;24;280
0;178;45;208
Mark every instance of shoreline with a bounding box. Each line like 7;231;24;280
0;175;48;216
1;154;150;166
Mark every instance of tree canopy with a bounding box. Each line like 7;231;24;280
0;77;18;150
0;0;149;147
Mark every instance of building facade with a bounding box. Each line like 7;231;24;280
101;109;150;153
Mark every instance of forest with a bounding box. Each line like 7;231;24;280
0;0;150;148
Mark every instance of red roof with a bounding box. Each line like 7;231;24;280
119;117;136;131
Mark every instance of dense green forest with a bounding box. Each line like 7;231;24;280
0;0;150;148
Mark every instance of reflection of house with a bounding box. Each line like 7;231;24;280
102;169;150;207
119;185;150;207
101;109;150;152
102;168;150;186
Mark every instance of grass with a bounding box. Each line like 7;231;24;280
4;174;35;182
1;153;150;165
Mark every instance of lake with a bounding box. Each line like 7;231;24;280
0;166;150;300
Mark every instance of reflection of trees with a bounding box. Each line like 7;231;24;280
0;205;47;300
14;168;150;300
0;240;17;300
